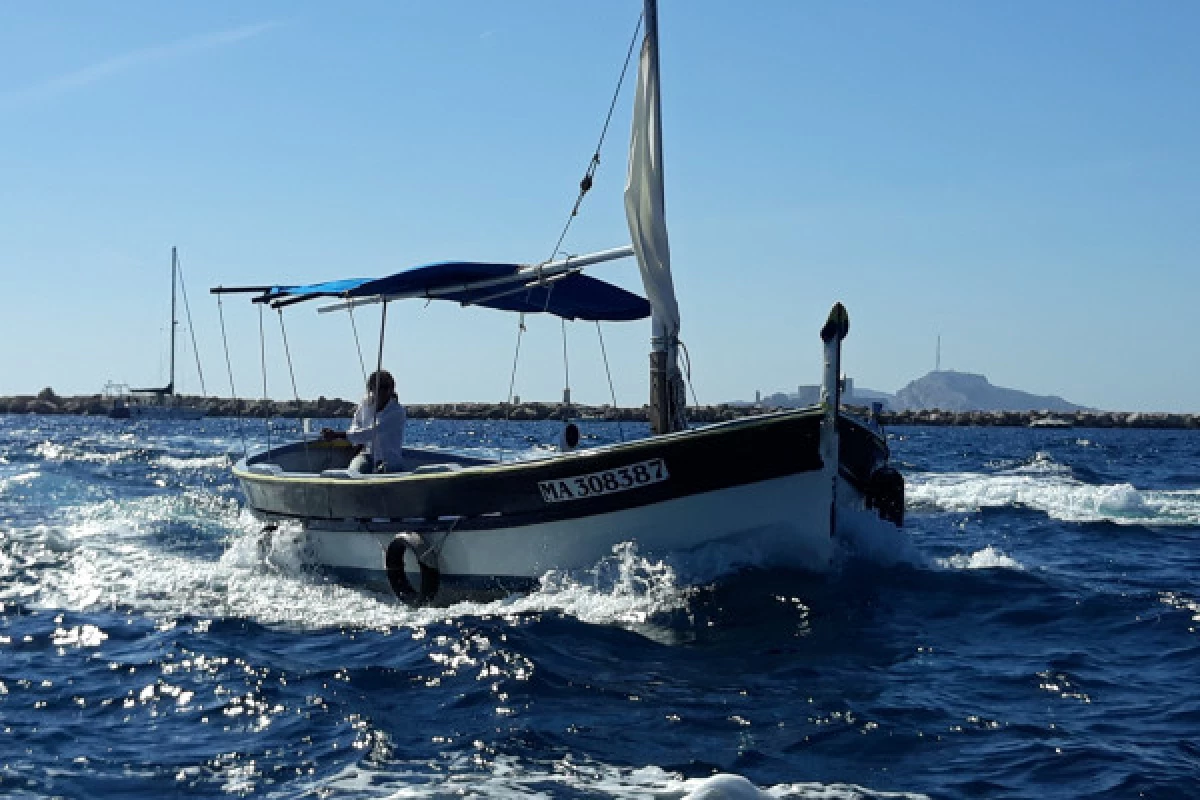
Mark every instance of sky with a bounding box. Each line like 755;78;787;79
2;1;1197;412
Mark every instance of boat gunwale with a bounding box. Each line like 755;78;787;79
232;405;885;487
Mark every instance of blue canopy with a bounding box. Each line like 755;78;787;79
443;273;650;321
260;260;650;322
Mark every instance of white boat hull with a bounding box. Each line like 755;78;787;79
282;470;858;597
240;408;903;602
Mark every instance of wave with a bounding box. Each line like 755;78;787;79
154;454;232;470
313;757;930;799
12;494;934;636
33;440;143;465
9;494;696;633
907;462;1200;526
0;469;40;494
937;545;1025;571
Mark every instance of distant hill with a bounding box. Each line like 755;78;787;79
892;370;1085;412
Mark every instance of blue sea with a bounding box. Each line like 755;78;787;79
1;414;1198;799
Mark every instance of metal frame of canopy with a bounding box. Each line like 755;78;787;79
211;246;641;322
207;244;648;463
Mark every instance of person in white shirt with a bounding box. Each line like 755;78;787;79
321;370;406;473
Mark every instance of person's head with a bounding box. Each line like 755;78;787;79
367;370;397;408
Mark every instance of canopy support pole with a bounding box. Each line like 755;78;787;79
501;313;527;463
370;300;389;470
596;322;625;442
216;293;248;460
258;304;272;460
277;309;312;473
560;319;572;415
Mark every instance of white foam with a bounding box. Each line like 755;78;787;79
317;757;929;799
33;441;138;465
937;545;1024;571
155;454;231;470
11;478;943;633
908;468;1200;526
15;493;695;633
51;624;108;647
0;470;40;494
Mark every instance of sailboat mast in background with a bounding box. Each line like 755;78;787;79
169;246;178;397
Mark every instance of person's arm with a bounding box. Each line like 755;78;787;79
344;422;377;446
323;400;368;442
345;401;387;446
346;402;404;447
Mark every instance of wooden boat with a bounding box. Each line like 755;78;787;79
213;0;904;603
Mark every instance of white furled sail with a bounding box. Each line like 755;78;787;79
625;0;686;433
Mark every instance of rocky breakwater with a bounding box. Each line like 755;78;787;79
0;389;361;419
0;389;745;423
873;408;1200;429
4;390;1198;428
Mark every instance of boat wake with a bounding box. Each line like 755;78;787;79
936;544;1025;571
7;493;700;633
907;453;1200;525
6;483;942;638
316;754;929;799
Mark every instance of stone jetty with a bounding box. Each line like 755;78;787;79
1;389;1197;429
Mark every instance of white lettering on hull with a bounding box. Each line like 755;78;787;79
538;458;668;503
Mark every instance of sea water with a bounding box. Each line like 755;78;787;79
1;415;1197;798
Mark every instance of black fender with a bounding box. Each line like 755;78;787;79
865;466;904;527
385;535;440;604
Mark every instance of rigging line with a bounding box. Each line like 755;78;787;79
432;515;461;563
560;318;571;410
545;12;644;263
678;338;700;410
371;300;388;472
216;293;248;459
347;303;369;386
500;312;526;463
258;304;272;459
175;254;207;396
277;308;313;472
595;322;625;442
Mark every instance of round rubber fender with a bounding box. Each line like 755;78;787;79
865;466;905;527
385;536;440;604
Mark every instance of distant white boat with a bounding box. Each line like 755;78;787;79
1030;417;1073;429
109;247;208;421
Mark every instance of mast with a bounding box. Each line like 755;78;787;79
169;246;178;398
820;303;849;540
626;0;686;435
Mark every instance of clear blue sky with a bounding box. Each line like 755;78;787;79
2;1;1197;412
